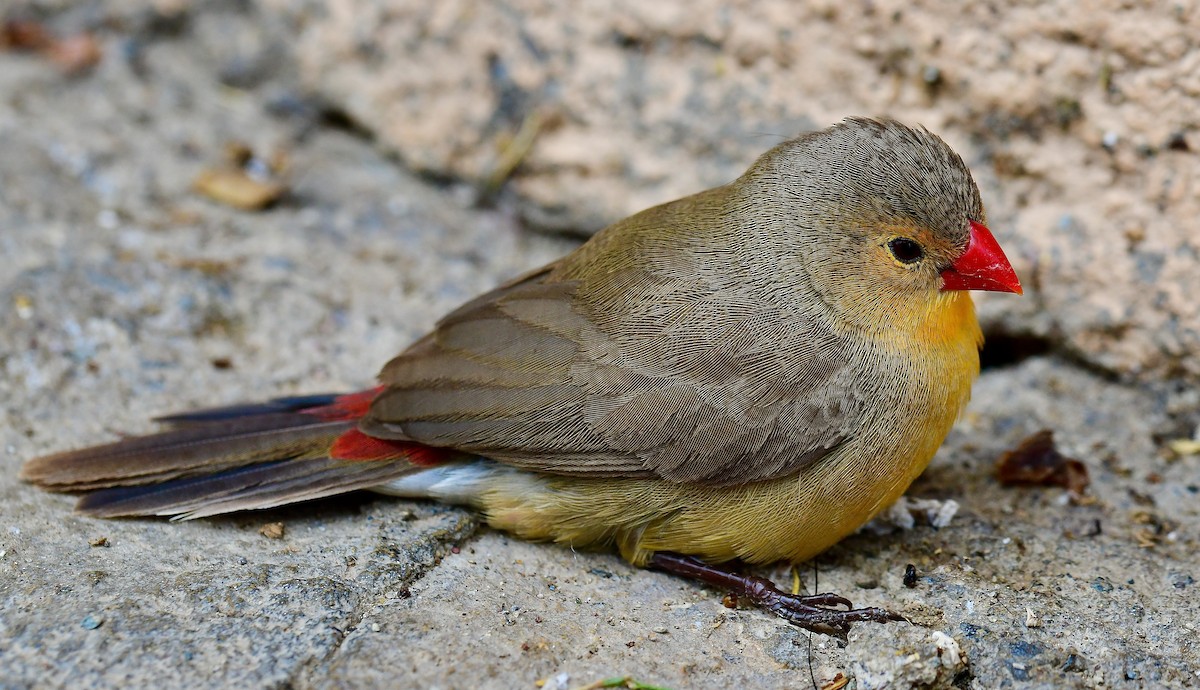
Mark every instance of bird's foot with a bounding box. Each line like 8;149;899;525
649;552;905;637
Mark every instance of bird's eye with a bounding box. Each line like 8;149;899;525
887;237;924;264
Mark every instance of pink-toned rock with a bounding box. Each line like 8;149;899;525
265;0;1200;384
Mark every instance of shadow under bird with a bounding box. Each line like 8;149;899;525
22;118;1022;635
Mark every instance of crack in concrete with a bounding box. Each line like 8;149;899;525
283;511;479;688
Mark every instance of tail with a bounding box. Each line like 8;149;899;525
20;388;456;519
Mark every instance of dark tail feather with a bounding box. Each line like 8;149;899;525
20;388;438;518
153;394;344;425
20;414;353;491
75;456;420;519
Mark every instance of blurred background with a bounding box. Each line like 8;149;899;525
2;2;1198;689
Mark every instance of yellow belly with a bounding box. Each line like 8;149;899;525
481;444;923;566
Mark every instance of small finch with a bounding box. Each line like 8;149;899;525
22;118;1021;634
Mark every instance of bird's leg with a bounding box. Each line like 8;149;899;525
649;552;905;637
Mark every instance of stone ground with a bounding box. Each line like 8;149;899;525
1;3;1198;689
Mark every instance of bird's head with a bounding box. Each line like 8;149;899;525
746;117;1021;333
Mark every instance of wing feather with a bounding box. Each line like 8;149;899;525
363;192;862;486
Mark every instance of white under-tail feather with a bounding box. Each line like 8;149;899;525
375;461;498;506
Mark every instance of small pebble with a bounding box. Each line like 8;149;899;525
931;631;962;668
1025;607;1042;628
13;294;34;319
259;522;285;539
81;615;103;630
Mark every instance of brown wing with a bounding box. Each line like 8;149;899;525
361;193;861;486
364;266;647;473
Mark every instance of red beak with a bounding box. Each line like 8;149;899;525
940;221;1023;294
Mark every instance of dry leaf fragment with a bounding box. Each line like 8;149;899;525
1;19;101;74
259;522;285;539
1167;438;1200;458
193;169;284;211
0;19;51;50
995;430;1089;495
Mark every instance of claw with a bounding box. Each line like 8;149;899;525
777;591;854;609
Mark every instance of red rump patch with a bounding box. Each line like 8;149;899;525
303;387;385;421
313;388;450;467
330;429;446;467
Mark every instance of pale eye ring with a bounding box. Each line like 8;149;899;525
887;237;924;264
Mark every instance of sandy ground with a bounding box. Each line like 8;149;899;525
1;3;1199;689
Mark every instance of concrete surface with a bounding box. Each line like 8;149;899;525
1;3;1198;689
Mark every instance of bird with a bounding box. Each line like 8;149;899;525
21;117;1021;635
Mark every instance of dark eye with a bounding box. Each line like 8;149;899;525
887;237;924;264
